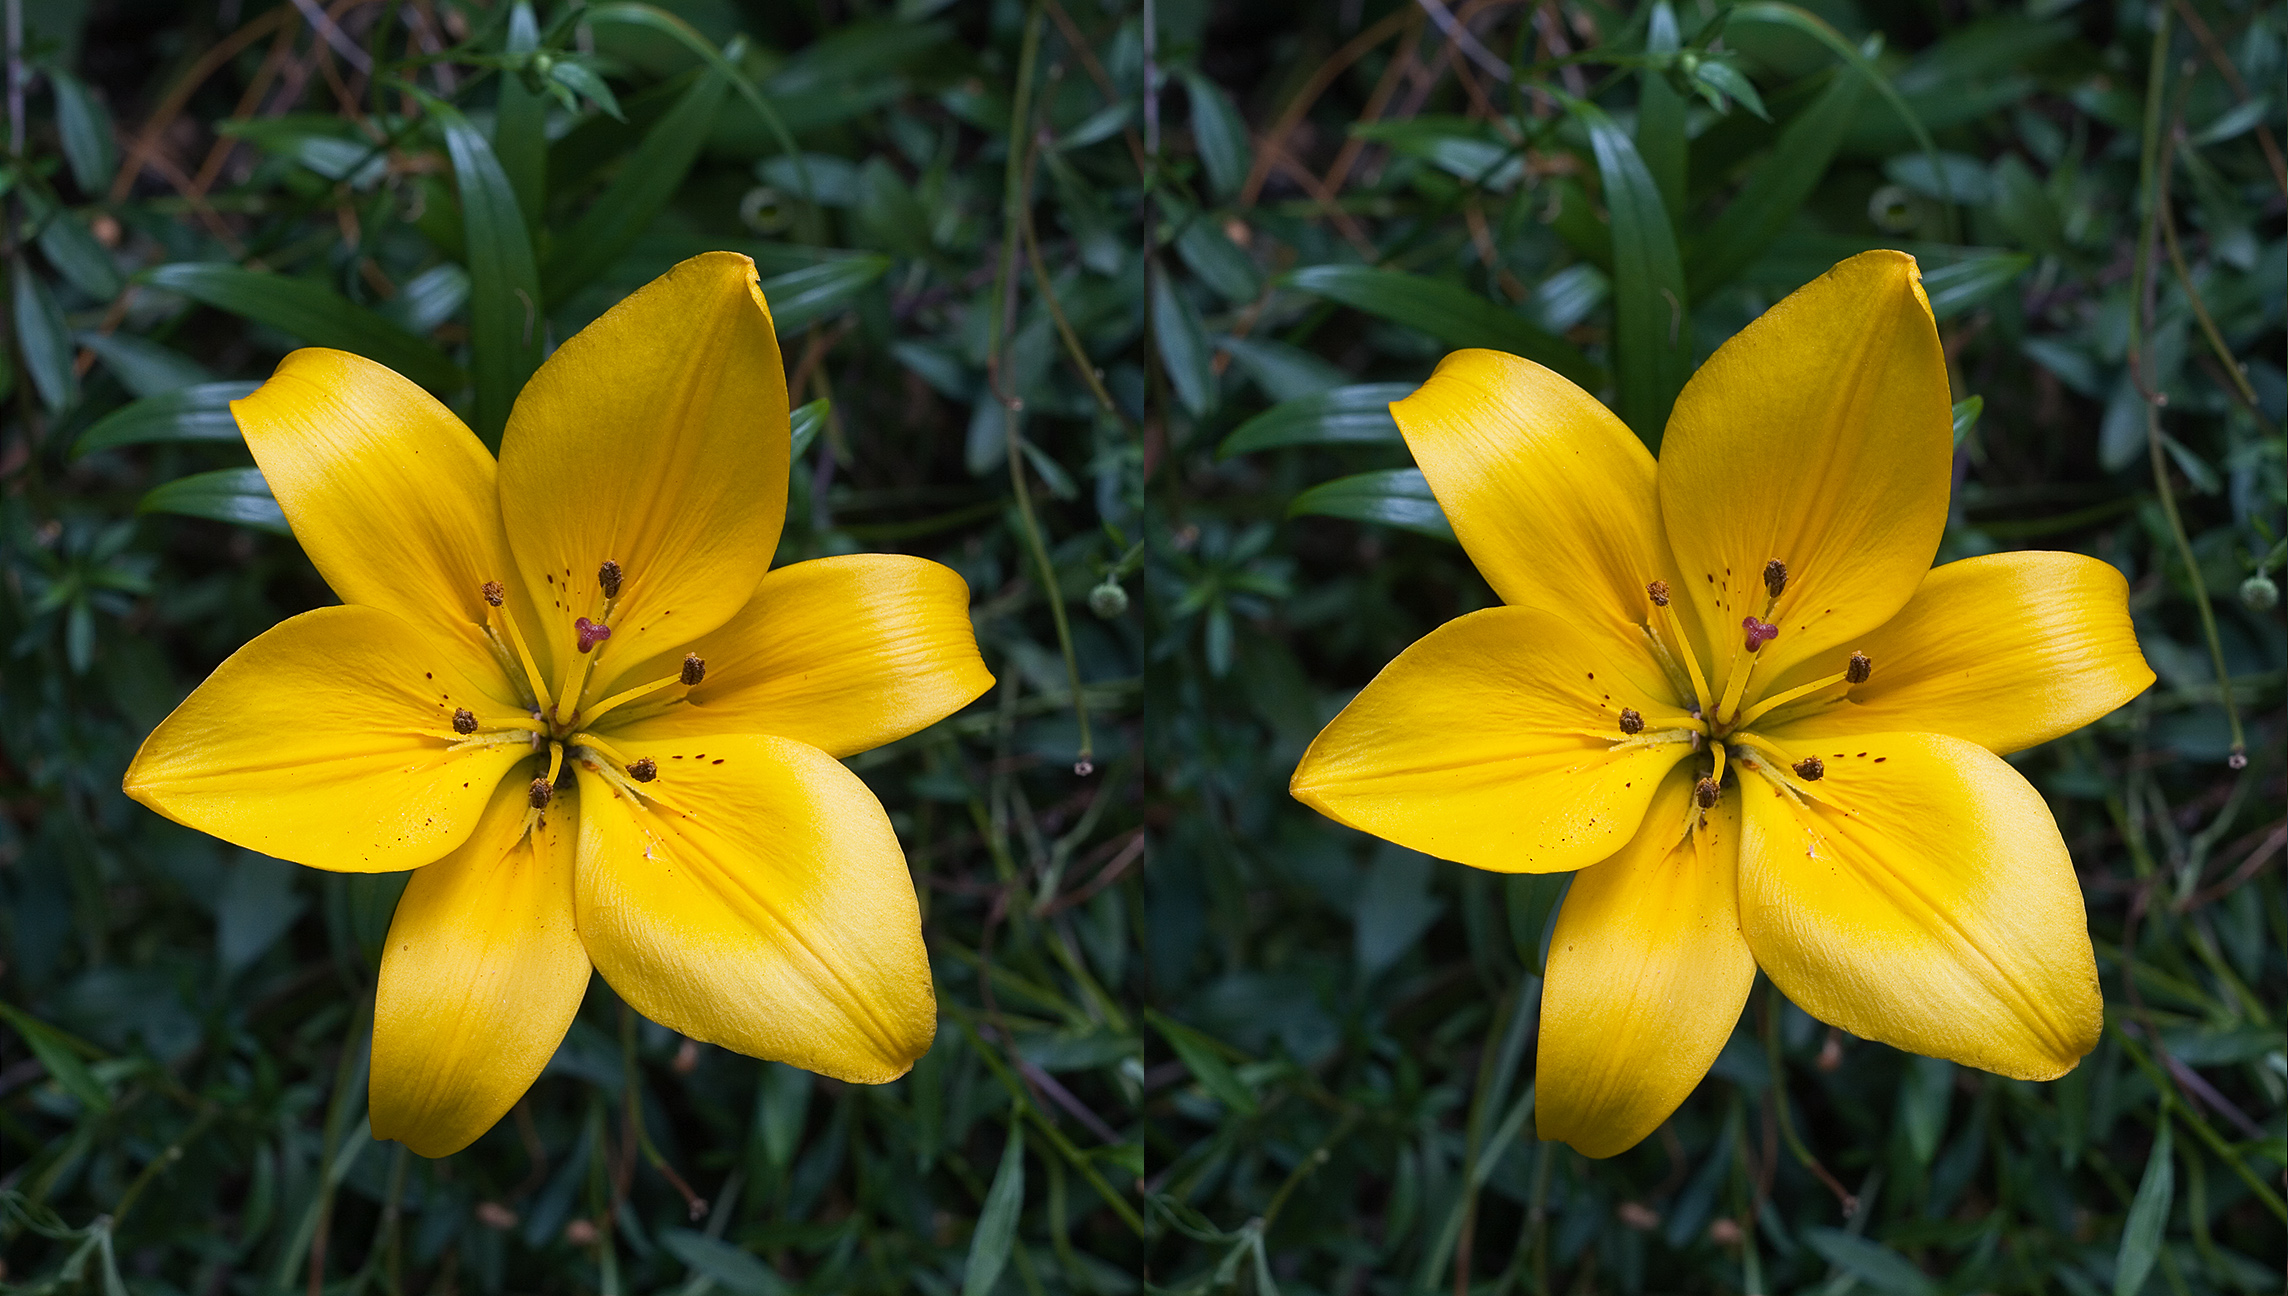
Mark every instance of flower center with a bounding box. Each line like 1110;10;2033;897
442;561;709;818
1623;558;1874;807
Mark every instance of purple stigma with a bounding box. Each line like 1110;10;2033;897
1741;616;1778;652
575;616;612;654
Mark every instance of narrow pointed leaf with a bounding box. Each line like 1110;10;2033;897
0;1003;110;1111
425;94;544;445
1687;64;1866;297
35;203;124;299
1219;383;1410;456
760;256;892;336
14;260;79;412
1572;99;1690;446
1921;252;2031;320
1286;468;1457;542
1182;71;1250;202
1148;1012;1258;1113
77;332;212;397
788;397;830;461
493;2;549;229
141;263;463;393
1638;3;1688;220
962;1115;1026;1296
541;59;732;305
48;71;118;195
2113;1117;2173;1296
74;381;257;456
1803;1228;1939;1296
1281;265;1599;388
139;467;290;535
1152;272;1217;417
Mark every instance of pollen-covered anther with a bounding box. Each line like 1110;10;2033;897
1741;616;1779;652
681;653;707;686
1763;560;1788;599
627;757;658;783
1792;756;1825;781
574;616;612;654
1647;579;1671;608
598;560;623;600
482;580;506;608
452;708;478;735
527;777;555;809
1617;707;1644;735
1846;652;1872;684
1694;777;1720;809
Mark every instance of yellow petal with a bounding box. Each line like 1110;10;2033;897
1536;765;1753;1158
1761;551;2153;755
123;605;534;872
231;348;524;668
607;554;994;757
1392;349;1679;633
497;252;789;690
570;734;934;1083
1290;605;1697;874
371;776;588;1158
1734;731;2102;1079
1657;252;1953;694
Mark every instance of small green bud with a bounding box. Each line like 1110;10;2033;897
1088;580;1129;619
2240;573;2279;613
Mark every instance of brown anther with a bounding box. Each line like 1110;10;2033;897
1618;707;1644;735
598;559;623;600
482;580;506;608
1763;559;1788;599
1846;652;1872;684
528;777;555;809
1695;777;1720;809
452;708;478;735
681;653;706;686
1647;579;1671;607
628;757;658;783
1792;756;1825;781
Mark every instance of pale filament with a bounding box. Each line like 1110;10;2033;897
575;673;683;728
1731;668;1855;731
1643;593;1715;718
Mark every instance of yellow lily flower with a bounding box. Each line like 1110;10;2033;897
1290;252;2152;1159
123;253;993;1158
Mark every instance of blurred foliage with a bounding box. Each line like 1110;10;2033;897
0;0;2282;1292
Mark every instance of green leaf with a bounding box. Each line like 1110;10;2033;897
1219;383;1409;456
1571;99;1690;446
1950;394;1982;445
1152;273;1217;418
77;332;212;397
1287;467;1457;542
1687;64;1866;297
47;70;118;195
1148;1011;1258;1113
2114;1116;2174;1296
425;94;544;445
1181;70;1250;202
139;467;290;535
761;256;892;336
962;1114;1026;1296
0;1003;110;1111
789;397;830;461
1281;265;1599;389
74;381;257;456
1884;151;1992;204
549;61;627;122
141;262;463;393
1173;208;1262;303
1898;1055;1953;1164
660;1229;790;1295
14;259;79;413
493;3;549;228
1638;4;1688;220
1802;1228;1939;1296
1217;336;1349;402
541;58;731;305
1922;252;2030;320
1692;59;1770;120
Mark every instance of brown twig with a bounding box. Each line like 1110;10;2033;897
1239;7;1414;208
109;6;292;203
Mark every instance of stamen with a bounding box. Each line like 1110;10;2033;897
1647;579;1670;607
628;756;658;782
1617;707;1644;735
574;672;686;728
483;581;505;608
1730;651;1872;732
1694;776;1720;809
1847;652;1872;684
452;708;478;735
1741;616;1779;653
482;581;554;713
598;560;624;600
575;617;613;654
1792;756;1825;781
1650;597;1715;718
528;777;555;809
1763;560;1788;601
681;653;707;686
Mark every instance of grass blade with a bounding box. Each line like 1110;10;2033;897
541;54;733;305
141;262;463;393
1287;467;1457;543
493;2;548;228
423;94;544;446
1638;3;1688;220
1570;99;1690;447
2113;1116;2173;1296
1282;265;1599;388
962;1112;1026;1296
